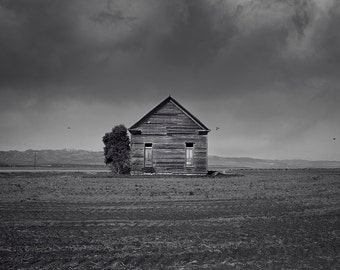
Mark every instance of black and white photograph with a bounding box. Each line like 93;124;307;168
0;0;339;269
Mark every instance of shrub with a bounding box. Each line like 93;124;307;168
103;124;130;174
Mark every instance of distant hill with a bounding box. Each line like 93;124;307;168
208;155;340;169
0;149;339;169
0;149;104;167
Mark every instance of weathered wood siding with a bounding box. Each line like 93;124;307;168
130;101;208;175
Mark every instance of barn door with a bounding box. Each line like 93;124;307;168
144;143;153;167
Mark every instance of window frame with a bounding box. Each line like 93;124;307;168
185;142;194;167
144;143;153;167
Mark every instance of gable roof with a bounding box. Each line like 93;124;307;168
129;96;210;132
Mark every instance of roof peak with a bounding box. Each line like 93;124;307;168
129;96;210;132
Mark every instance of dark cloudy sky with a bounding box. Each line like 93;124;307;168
1;0;339;160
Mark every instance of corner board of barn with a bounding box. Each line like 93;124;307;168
129;96;210;175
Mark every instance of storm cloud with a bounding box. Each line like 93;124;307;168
0;0;339;160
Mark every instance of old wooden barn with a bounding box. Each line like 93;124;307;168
129;96;210;175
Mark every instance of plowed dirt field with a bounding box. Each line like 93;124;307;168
0;169;339;269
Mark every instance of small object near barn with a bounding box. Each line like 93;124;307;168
129;96;210;175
